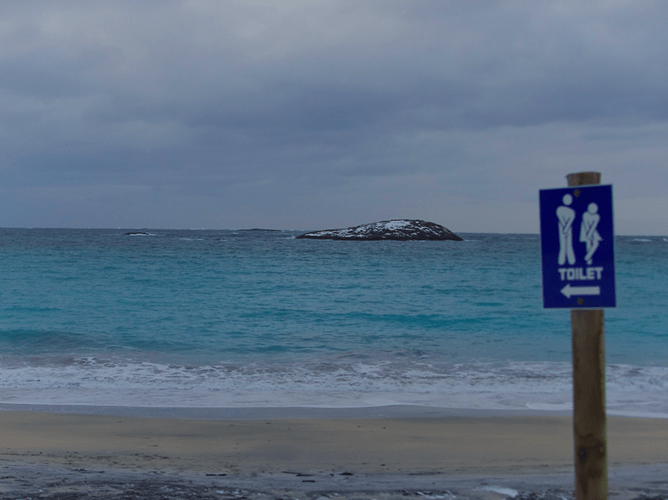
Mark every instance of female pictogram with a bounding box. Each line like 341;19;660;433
580;203;602;265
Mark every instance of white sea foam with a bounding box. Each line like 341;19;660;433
0;356;667;417
477;487;518;497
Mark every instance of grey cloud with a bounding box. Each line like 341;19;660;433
0;1;667;232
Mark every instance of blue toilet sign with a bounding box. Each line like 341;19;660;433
539;185;616;309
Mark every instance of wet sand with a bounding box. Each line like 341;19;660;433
0;408;667;499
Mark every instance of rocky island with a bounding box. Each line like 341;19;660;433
296;219;463;241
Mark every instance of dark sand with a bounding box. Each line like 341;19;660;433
1;406;667;499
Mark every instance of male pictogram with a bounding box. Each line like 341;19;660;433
557;194;576;265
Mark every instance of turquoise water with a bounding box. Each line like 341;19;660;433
0;229;666;415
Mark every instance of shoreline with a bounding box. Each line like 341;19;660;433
1;407;667;498
2;401;667;420
0;402;573;420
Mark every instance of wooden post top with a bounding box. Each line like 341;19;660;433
567;172;601;186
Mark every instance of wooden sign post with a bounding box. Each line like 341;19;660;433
540;172;615;499
567;172;607;500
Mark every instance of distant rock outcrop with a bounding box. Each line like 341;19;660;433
296;219;463;241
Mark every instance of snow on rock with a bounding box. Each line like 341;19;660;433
296;219;463;241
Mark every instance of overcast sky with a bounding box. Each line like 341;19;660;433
1;1;666;234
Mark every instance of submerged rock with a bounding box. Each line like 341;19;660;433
296;219;463;241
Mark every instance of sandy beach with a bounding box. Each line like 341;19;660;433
1;406;667;499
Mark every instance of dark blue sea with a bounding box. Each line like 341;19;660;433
0;229;666;416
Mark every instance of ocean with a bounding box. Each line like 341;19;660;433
0;228;667;417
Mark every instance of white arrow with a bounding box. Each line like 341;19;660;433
561;283;601;298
